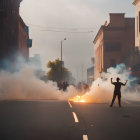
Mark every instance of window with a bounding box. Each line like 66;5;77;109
105;42;122;52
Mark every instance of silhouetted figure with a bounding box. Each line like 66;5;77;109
110;77;128;107
63;81;69;91
77;82;82;91
57;82;64;90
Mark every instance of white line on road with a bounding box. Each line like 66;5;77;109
83;135;88;140
72;112;79;123
68;100;72;108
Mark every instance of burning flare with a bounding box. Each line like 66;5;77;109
70;95;86;103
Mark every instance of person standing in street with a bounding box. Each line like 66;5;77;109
110;77;128;107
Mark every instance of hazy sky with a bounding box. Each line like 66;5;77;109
20;0;134;82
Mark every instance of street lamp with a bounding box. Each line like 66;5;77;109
60;38;66;81
61;38;66;63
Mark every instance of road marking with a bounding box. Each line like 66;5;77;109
83;135;88;140
68;100;72;108
72;112;79;123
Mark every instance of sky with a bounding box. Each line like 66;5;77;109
20;0;135;82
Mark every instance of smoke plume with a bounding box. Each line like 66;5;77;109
76;64;140;103
0;59;139;103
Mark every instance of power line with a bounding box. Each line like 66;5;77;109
27;23;95;30
40;29;94;33
27;23;95;33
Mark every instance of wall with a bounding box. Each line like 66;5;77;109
0;0;30;69
94;28;104;78
18;17;29;60
0;0;19;67
134;0;140;49
94;14;135;80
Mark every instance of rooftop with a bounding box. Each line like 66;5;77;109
93;13;134;44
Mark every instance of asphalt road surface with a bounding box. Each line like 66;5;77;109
0;100;140;140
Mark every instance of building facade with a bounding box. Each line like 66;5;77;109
133;0;140;50
132;0;140;79
18;17;31;60
0;0;32;69
93;13;135;79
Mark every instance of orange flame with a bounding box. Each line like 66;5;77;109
70;95;86;103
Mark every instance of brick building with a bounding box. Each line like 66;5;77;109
0;0;32;69
133;0;140;50
93;13;135;79
131;0;140;79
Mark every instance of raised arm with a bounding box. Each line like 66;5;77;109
111;78;113;84
122;80;128;86
124;80;128;86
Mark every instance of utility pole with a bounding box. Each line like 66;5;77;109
60;38;66;81
81;65;84;82
61;40;63;63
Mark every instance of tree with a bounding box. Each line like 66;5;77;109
47;59;70;82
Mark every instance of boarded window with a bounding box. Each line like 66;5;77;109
105;42;121;52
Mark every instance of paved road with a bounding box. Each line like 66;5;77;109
0;101;82;140
71;101;140;140
0;100;140;140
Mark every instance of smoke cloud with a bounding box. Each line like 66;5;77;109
0;57;78;101
75;64;140;103
0;60;139;103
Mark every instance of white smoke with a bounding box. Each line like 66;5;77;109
0;60;139;103
79;64;140;103
0;56;78;101
0;69;60;100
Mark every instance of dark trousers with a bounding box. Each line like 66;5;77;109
110;93;121;107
